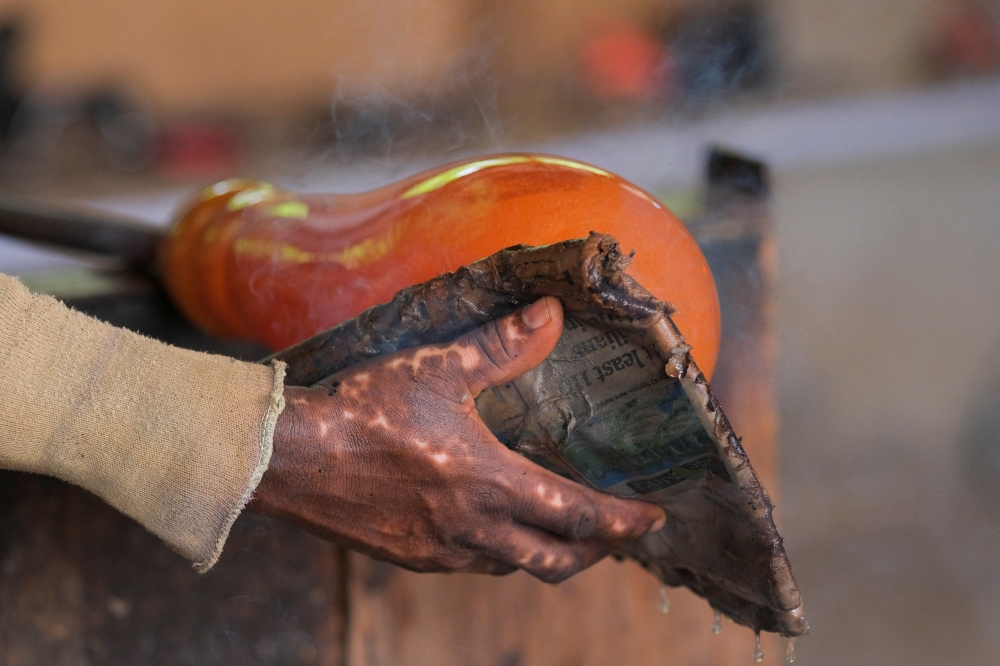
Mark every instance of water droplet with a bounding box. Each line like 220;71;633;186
752;632;764;662
785;637;796;663
711;610;722;634
658;585;670;613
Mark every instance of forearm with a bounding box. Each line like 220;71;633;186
0;273;286;571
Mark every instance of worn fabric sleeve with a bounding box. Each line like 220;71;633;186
0;273;286;572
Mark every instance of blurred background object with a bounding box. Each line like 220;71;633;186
931;0;1000;76
578;22;673;103
661;3;773;104
3;87;157;177
0;0;993;174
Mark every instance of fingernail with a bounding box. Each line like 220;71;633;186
521;298;551;330
648;517;666;534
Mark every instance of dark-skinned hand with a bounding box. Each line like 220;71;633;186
247;297;666;583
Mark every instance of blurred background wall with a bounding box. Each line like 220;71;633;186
0;0;473;115
774;0;939;92
0;0;989;185
0;0;970;119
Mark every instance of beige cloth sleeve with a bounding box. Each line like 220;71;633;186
0;273;286;572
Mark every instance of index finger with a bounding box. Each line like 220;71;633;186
498;449;666;542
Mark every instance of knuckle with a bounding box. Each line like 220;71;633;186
598;497;647;538
519;545;583;584
452;525;491;552
469;320;516;372
477;483;511;520
563;501;598;540
538;558;580;584
506;481;538;521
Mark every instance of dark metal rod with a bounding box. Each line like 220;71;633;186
0;191;167;269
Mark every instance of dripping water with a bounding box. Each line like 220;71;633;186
711;610;722;634
785;637;796;663
752;632;763;662
658;585;670;613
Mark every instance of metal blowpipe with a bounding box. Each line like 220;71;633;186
0;191;165;269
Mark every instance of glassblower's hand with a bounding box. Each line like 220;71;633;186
248;297;666;582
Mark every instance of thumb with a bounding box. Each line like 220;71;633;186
453;296;564;395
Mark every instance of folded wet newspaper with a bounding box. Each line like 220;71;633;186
270;233;807;637
477;313;729;498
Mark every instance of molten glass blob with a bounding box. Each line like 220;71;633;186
160;153;721;377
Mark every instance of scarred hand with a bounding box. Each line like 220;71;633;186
247;297;666;583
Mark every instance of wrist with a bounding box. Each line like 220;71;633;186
246;385;313;517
